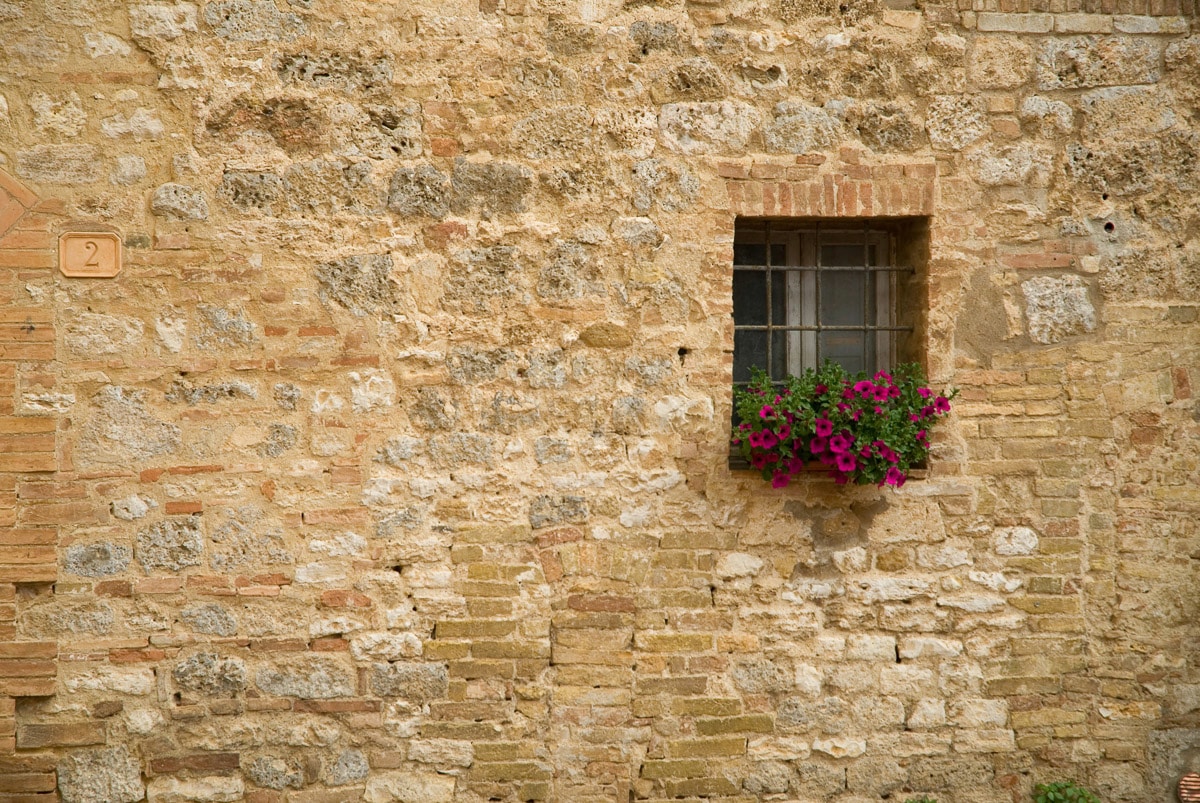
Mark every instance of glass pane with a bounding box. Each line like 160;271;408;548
770;243;786;266
733;243;766;265
733;330;767;383
770;330;788;380
821;243;876;267
821;271;865;326
733;271;766;325
770;271;786;327
820;332;865;374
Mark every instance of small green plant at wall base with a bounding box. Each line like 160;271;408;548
733;361;955;488
904;797;938;803
1033;781;1100;803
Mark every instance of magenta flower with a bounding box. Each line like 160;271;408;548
835;452;856;473
760;404;775;420
809;436;828;453
853;380;874;397
917;387;932;399
751;453;769;469
760;430;779;449
874;371;893;383
872;385;890;402
777;424;792;441
842;388;855;400
888;385;901;399
814;418;834;437
934;396;951;414
921;405;935;419
852;410;862;421
748;431;764;449
771;471;790;488
787;457;805;473
829;434;852;454
916;429;927;445
815;384;828;395
832;471;849;485
873;406;884;415
884;467;906;487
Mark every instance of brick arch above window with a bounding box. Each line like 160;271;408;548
719;153;936;219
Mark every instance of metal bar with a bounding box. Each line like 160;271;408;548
765;220;772;378
732;264;913;272
862;220;870;372
815;221;822;367
734;325;916;332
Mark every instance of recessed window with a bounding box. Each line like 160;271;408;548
732;218;925;388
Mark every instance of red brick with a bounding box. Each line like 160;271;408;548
16;722;104;748
164;501;203;515
321;590;372;608
293;699;381;713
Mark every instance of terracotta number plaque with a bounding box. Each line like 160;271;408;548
59;232;122;278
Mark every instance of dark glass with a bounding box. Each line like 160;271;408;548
733;243;766;266
821;332;866;374
733;271;766;325
821;271;865;326
821;243;877;267
733;330;767;383
770;330;788;379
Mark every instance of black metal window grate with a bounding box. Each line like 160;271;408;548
733;219;917;389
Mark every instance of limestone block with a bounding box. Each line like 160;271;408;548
146;776;244;802
407;739;474;767
101;109;165;139
1018;96;1074;137
80;386;180;465
15;144;101;184
850;101;920;152
967;143;1054;187
137;517;204;572
370;662;449;700
763;102;840;153
351;370;395;412
968;37;1032;89
1036;36;1161;90
256;656;355;699
172;653;246;696
246;757;303;790
65;312;144;356
908;699;947;729
716;552;763;579
85;32;133;57
898;637;963;660
350;632;423;662
329;750;370;785
364;772;457;803
151;182;209;219
659;101;760;154
950;699;1009;727
57;746;145;803
743;761;793;795
812;736;867;758
30;91;86;136
130;3;198;39
1022;275;1097;344
1081;86;1175;140
925;95;987;150
111;495;154;520
203;0;303;41
993;526;1038;555
64;542;131;577
512;104;593;159
181;604;237;636
64;667;156;696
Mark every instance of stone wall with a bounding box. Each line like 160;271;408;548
0;0;1198;801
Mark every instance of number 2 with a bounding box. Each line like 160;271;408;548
83;241;101;268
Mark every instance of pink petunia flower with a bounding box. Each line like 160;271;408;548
934;396;951;414
771;471;790;488
814;418;834;437
917;387;932;399
760;404;775;420
748;431;764;449
815;384;828;395
853;380;874;397
809;436;828;453
874;371;893;384
872;385;890;402
884;467;906;486
829;434;852;454
836;453;857;473
777;424;792;441
760;430;779;449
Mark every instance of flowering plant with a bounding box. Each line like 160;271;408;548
733;361;955;489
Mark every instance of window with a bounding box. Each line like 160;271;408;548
732;218;925;389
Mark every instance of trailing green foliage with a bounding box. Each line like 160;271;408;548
1033;780;1100;803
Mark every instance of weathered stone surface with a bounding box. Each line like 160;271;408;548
1080;86;1175;140
64;542;131;577
180;603;237;636
370;662;448;700
925;96;987;151
80;386;180;465
65;313;144;356
1036;36;1161;90
329;749;370;786
1022;275;1097;344
256;656;355;698
407;739;474;767
172;652;246;696
387;164;449;218
151;183;209;220
659;101;760;154
967;144;1053;187
968;36;1031;88
137;517;204;572
31;91;85;136
146;776;244;803
15;144;101;184
1018;95;1074;137
130;3;198;39
58;746;145;803
203;0;302;41
316;254;399;316
764;102;840;154
246;756;303;790
364;772;457;803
